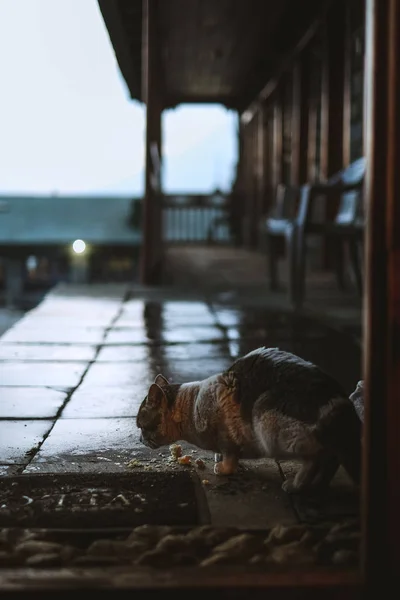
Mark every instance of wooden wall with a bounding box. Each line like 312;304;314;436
237;0;365;253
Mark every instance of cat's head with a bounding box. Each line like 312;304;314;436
136;374;181;449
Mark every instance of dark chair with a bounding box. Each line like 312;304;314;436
265;157;366;307
263;184;299;300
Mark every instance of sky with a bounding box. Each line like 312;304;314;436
0;0;237;196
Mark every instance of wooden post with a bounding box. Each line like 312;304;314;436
272;93;283;189
362;0;400;586
292;55;310;185
321;1;346;179
140;0;163;285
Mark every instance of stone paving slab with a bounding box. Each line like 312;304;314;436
0;344;97;362
0;325;105;345
102;328;155;345
103;326;226;345
96;343;231;363
81;363;158;388
0;362;88;389
31;417;141;463
0;388;67;419
96;345;152;362
158;357;233;383
0;420;54;464
61;386;145;419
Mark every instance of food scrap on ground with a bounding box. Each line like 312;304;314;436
169;444;182;460
195;458;206;470
177;455;192;466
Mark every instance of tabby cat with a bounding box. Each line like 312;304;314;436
137;348;361;493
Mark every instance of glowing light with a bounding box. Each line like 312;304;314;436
72;239;86;254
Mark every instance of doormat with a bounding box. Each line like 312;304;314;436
0;472;208;528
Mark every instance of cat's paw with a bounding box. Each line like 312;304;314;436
282;480;299;494
214;453;223;463
214;460;237;476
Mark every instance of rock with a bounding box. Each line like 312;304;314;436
125;540;150;556
299;526;329;545
87;539;149;560
155;534;189;553
249;554;269;565
136;550;173;567
73;555;122;566
314;532;360;563
59;545;80;563
185;526;237;550
267;541;315;566
200;553;235;567
329;520;360;536
324;531;360;549
129;525;173;543
332;549;359;566
26;553;63;567
265;524;308;546
213;533;263;558
14;540;63;557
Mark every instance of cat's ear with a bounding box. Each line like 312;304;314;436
147;383;167;408
154;374;169;388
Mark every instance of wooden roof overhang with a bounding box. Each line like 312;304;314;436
98;0;328;112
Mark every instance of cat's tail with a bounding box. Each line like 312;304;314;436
314;396;362;484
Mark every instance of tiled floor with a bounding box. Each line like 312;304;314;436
0;282;361;528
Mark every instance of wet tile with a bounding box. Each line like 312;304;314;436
121;299;146;316
103;329;152;345
0;420;53;464
161;327;225;344
162;301;213;317
0;388;67;418
0;344;96;362
61;386;146;418
33;418;144;463
81;363;157;388
96;345;150;362
0;362;87;388
159;358;232;383
1;326;105;345
159;343;230;362
113;315;146;328
14;313;114;329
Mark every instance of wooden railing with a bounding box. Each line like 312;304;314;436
162;194;231;244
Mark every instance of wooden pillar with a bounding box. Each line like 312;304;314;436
140;0;163;285
320;2;346;267
362;0;400;586
272;93;283;189
292;55;310;185
321;1;346;179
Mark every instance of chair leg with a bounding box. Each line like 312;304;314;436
349;237;363;295
288;227;305;308
334;238;347;291
296;230;307;309
267;234;279;291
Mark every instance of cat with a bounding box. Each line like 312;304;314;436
136;347;362;493
349;380;364;423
